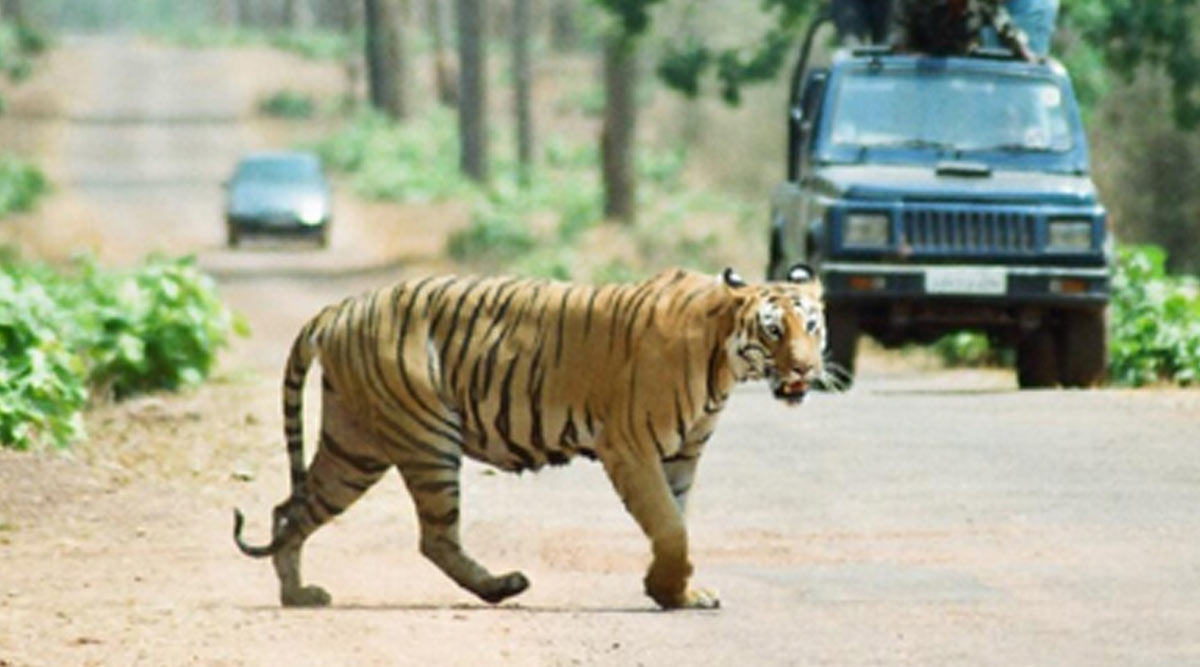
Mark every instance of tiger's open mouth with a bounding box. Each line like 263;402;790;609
772;379;809;405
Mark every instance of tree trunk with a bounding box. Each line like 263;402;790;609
213;0;238;27
342;0;364;109
456;0;489;182
234;0;254;26
284;0;314;29
426;0;457;107
550;0;578;52
601;31;638;223
1;0;26;25
364;0;410;119
512;0;533;183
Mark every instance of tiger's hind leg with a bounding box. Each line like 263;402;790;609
273;393;390;607
396;459;530;604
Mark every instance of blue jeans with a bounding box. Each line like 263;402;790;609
984;0;1060;56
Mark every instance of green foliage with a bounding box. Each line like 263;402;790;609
0;22;34;84
0;254;246;450
72;256;248;399
589;0;669;36
0;19;48;113
258;90;316;119
0;156;48;218
1061;1;1200;129
654;0;816;103
930;331;1011;368
447;192;538;266
0;267;87;450
1108;245;1200;386
311;110;466;203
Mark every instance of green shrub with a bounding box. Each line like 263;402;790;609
447;194;537;265
312;110;465;202
73;256;248;398
0;269;87;450
0;155;48;218
0;254;246;449
0;22;34;84
258;90;316;119
1108;245;1200;386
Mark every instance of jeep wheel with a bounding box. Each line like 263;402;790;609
822;305;859;390
766;226;785;281
1016;328;1058;388
1058;307;1108;388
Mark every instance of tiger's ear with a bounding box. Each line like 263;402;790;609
786;263;816;284
721;267;748;288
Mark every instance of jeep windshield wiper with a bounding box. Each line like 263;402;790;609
866;138;959;151
961;142;1059;154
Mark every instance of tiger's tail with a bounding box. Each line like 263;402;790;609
233;311;329;558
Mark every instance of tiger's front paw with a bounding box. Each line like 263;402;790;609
682;586;720;609
645;569;720;610
651;586;720;610
478;571;530;604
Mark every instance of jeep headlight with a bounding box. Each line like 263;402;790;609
1047;219;1092;252
843;212;890;248
297;199;327;226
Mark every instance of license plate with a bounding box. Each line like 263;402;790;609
924;267;1007;295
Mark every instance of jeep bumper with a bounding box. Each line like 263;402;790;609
821;261;1109;306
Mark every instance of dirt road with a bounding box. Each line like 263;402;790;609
2;36;1199;667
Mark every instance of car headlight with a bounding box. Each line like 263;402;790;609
297;200;327;226
1047;219;1092;252
843;212;890;248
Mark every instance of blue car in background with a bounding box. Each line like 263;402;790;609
225;151;332;248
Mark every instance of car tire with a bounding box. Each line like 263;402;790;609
1058;307;1108;388
822;304;859;390
1016;328;1058;388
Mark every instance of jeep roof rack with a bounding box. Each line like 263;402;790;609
850;44;896;58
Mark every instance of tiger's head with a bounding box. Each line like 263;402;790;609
722;264;827;405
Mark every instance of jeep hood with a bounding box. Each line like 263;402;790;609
815;164;1098;206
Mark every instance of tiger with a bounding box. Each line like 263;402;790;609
233;264;827;610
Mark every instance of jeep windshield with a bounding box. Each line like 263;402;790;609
826;65;1076;161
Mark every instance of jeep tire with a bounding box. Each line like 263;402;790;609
823;304;860;389
1016;328;1058;388
1058;307;1108;388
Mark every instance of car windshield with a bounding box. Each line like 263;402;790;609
236;156;322;183
828;66;1075;154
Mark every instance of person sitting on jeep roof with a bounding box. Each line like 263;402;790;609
832;0;894;46
893;0;1036;61
984;0;1059;56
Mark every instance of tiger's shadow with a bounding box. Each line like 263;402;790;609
243;602;673;615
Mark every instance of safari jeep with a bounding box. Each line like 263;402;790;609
768;41;1110;388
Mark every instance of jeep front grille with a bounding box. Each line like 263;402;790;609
901;209;1037;255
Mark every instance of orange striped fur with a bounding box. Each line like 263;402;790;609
234;266;825;609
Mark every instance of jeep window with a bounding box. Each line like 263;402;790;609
828;68;1074;155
